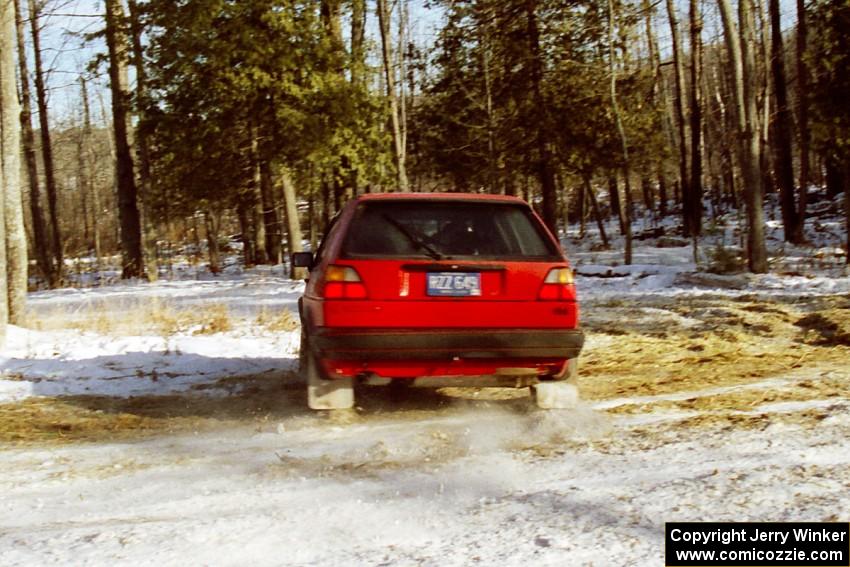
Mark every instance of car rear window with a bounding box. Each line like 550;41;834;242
340;201;560;260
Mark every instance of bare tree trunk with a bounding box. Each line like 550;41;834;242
768;0;801;243
28;0;62;279
584;175;610;249
711;62;739;208
204;210;221;274
80;159;90;246
0;141;5;347
237;200;255;267
609;0;633;264
80;77;102;267
281;170;303;254
755;0;773;197
105;0;145;278
245;129;268;265
14;0;53;287
741;0;768;272
688;0;703;236
321;0;356;203
641;176;654;211
703;60;726;217
320;178;332;233
307;189;318;252
128;0;159;279
350;0;366;195
609;174;624;234
524;0;558;234
825;158;844;199
281;168;305;278
75;109;91;253
2;0;26;324
377;0;408;191
351;0;366;87
845;161;850;265
657;50;676;218
260;159;281;263
658;167;669;217
577;176;587;236
794;0;809;241
320;0;343;49
398;0;408;173
251;162;268;265
666;0;690;218
644;0;660;97
481;27;498;195
718;0;768;272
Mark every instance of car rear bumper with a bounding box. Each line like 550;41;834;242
310;328;585;360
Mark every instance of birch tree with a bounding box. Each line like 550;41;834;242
377;0;408;191
351;0;366;87
718;0;768;272
14;0;53;286
666;0;690;217
2;0;26;331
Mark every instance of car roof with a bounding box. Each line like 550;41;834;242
353;192;529;205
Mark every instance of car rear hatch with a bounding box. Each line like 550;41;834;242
321;200;579;329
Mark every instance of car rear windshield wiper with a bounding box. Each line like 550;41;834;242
381;214;444;260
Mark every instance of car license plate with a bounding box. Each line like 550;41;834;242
427;272;481;297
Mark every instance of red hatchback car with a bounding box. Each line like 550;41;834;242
293;193;584;409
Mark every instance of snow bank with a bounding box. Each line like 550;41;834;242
0;324;299;401
1;272;304;403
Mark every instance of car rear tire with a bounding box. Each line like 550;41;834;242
301;332;354;410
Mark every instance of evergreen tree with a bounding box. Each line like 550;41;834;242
808;0;850;263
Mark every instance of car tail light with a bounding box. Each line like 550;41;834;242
538;268;575;300
323;265;367;299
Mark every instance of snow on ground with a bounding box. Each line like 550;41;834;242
0;325;299;401
27;269;303;317
1;389;848;566
1;201;849;566
0;273;304;404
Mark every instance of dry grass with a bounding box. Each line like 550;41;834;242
28;301;302;337
602;364;848;416
0;397;170;445
27;300;239;337
254;307;299;332
578;295;850;402
194;304;233;334
571;294;850;445
0;373;303;446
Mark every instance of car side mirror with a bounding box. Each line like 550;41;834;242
291;252;314;269
291;252;314;280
